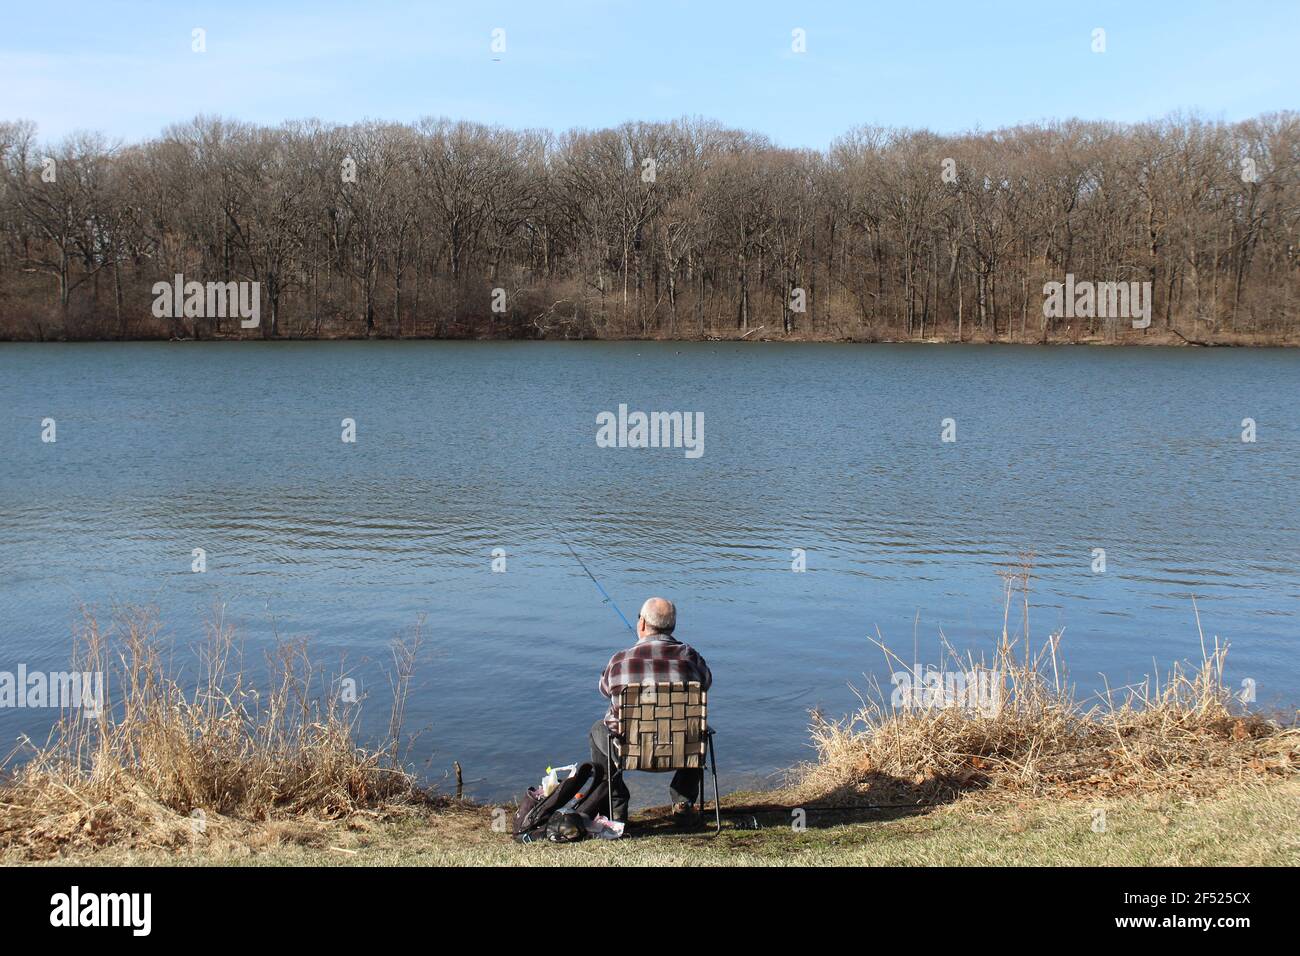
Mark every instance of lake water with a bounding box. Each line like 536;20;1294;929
1;342;1297;804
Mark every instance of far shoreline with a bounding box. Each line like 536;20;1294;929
4;328;1297;348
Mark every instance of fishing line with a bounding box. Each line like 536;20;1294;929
558;533;635;633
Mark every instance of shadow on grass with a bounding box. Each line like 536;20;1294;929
623;769;986;839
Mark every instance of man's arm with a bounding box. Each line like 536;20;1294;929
693;651;713;691
598;652;618;699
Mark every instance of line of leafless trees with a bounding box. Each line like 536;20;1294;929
1;111;1296;342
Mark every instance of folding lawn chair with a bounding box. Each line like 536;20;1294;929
606;680;720;834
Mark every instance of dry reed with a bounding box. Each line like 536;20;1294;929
797;568;1298;806
0;606;430;859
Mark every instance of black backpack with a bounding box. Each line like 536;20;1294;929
512;761;610;842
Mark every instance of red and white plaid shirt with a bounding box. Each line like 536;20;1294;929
599;633;712;732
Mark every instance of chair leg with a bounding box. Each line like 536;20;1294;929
708;734;721;835
606;732;614;823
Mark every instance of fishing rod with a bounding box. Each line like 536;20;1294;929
560;536;635;633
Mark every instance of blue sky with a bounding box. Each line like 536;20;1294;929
3;0;1296;146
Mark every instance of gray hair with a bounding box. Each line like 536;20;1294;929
639;597;676;634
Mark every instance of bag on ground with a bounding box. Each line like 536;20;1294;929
513;761;609;841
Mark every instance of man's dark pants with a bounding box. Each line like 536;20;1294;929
588;719;702;823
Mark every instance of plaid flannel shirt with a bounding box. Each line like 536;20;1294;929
599;633;712;733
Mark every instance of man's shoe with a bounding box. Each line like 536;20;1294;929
671;802;700;827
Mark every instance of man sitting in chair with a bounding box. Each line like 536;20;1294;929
590;597;712;825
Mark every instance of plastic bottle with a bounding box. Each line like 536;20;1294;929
541;763;577;797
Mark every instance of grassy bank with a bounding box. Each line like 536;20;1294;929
20;779;1300;867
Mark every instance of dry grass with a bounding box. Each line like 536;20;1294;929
0;607;431;861
30;780;1300;867
796;569;1299;807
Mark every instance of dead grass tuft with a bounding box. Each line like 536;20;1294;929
796;567;1298;807
0;607;433;860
